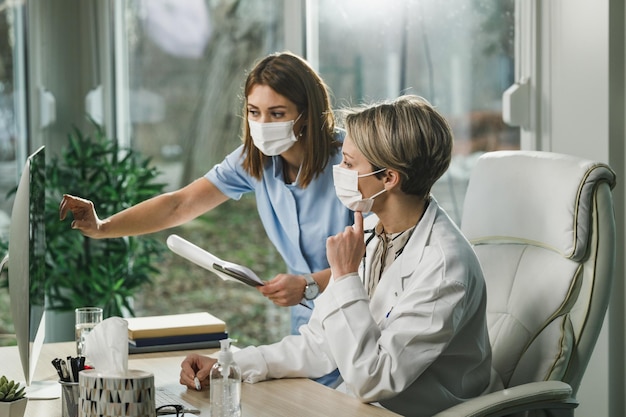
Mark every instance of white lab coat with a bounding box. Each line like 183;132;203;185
234;199;492;417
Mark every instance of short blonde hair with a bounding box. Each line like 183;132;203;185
342;95;453;197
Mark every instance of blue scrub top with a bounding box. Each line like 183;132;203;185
205;131;353;333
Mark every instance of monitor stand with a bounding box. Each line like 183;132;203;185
24;381;61;400
20;311;60;399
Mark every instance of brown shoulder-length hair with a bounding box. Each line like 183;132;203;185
241;52;340;188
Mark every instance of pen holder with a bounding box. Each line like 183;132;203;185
78;369;155;417
60;380;79;417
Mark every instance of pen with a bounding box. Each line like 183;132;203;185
67;356;76;382
51;358;64;380
60;359;70;382
52;356;89;382
70;356;82;382
194;376;201;391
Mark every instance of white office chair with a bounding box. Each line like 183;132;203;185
433;150;617;417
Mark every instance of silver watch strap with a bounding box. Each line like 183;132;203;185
303;273;316;286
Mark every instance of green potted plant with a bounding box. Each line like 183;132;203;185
44;120;167;319
0;376;27;417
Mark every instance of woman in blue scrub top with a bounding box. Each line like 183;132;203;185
59;52;354;337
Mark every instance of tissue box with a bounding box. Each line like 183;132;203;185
78;369;154;417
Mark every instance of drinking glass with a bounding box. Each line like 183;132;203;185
75;307;103;356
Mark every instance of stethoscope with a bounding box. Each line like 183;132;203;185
360;197;429;282
361;227;414;279
361;228;376;285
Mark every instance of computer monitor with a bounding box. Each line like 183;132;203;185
0;146;58;398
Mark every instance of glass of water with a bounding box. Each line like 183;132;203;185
75;307;103;356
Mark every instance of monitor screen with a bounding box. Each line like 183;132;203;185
5;146;54;397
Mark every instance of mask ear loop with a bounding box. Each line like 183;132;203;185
295;113;305;138
357;167;387;178
362;168;389;200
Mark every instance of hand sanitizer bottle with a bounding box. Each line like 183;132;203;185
210;338;241;417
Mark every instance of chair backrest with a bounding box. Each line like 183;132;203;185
460;150;616;394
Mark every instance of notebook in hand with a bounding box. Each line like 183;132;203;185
166;234;264;287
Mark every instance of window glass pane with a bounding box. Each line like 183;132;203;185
122;0;290;346
124;0;286;186
0;1;27;345
0;5;19;225
317;0;519;224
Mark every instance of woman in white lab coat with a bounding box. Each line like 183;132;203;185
181;95;493;417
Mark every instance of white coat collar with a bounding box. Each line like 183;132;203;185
365;198;439;318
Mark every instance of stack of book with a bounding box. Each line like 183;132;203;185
126;312;228;354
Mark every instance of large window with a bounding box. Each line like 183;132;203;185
314;0;519;224
120;0;518;345
0;0;518;347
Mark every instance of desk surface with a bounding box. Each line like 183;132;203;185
1;342;400;417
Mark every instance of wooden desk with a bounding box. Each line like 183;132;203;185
1;342;401;417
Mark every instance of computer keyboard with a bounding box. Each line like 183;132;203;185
155;385;201;415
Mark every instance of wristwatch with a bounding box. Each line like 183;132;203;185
303;274;320;300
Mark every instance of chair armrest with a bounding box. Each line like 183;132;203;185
432;381;578;417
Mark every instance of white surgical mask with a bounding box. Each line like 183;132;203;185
333;164;387;212
249;114;302;156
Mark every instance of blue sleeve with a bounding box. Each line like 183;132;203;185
204;145;256;200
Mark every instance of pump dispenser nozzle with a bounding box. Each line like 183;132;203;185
219;338;231;351
218;338;234;378
210;337;242;416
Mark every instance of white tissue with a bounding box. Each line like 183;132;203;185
83;317;129;376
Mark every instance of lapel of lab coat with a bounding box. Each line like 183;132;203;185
368;201;438;322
